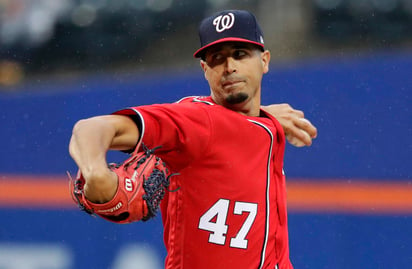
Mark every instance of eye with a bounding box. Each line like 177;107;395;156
233;49;247;59
206;52;224;65
212;53;223;61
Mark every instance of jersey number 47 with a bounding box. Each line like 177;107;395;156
198;198;258;249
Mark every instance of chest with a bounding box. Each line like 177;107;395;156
185;115;282;195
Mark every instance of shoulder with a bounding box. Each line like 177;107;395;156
258;110;283;128
175;96;215;106
136;97;217;124
114;96;213;117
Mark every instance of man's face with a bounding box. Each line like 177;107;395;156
200;42;270;112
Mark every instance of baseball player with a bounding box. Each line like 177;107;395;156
69;10;317;269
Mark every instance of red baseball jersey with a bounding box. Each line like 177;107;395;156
114;96;293;269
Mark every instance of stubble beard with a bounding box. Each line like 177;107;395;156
225;92;249;105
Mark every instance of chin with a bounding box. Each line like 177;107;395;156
225;92;249;105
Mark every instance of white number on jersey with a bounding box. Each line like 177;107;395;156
198;199;229;245
198;199;258;249
230;201;258;249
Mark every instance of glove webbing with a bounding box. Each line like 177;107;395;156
123;144;172;221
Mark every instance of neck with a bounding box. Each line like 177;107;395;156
211;95;261;117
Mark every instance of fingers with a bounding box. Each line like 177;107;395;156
295;118;318;139
279;105;316;137
288;125;312;146
290;107;304;119
286;129;311;147
260;103;318;147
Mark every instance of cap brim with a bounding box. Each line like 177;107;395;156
193;37;264;58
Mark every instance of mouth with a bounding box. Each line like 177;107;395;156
222;80;242;89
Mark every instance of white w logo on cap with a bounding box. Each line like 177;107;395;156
213;12;235;33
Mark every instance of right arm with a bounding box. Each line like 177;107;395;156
261;103;317;146
68;115;140;203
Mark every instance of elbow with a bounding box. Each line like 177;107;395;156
68;119;89;159
71;118;92;136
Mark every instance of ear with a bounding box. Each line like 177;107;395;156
200;60;208;80
261;50;271;74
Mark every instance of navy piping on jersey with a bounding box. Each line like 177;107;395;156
132;98;277;267
248;119;274;269
192;97;215;105
175;96;215;106
129;108;145;148
176;96;195;103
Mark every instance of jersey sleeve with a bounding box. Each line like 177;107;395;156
113;102;212;171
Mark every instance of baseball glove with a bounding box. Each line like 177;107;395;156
68;144;173;224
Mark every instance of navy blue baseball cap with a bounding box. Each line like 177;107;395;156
194;10;265;58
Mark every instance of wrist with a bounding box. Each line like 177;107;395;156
83;169;118;203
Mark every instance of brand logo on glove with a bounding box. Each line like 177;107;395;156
125;178;133;191
96;202;123;213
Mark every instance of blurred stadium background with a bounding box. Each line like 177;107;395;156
0;0;411;268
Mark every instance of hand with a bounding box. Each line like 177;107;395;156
68;145;172;223
261;104;317;147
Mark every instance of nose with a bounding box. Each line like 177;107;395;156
224;57;237;74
